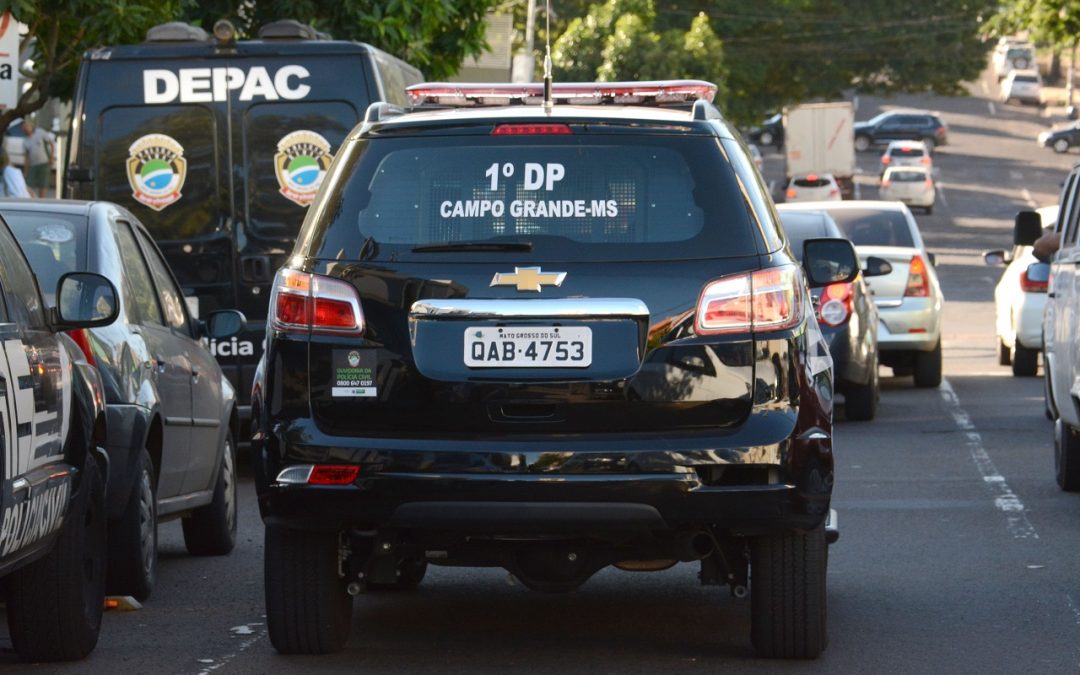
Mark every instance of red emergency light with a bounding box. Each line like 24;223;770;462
406;80;718;108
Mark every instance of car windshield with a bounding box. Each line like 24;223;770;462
889;146;924;157
3;211;87;304
307;133;762;262
793;177;832;188
826;208;915;247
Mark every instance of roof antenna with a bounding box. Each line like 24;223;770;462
542;0;553;112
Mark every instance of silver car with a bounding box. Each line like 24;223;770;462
787;200;944;387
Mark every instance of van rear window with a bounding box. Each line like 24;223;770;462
306;134;761;262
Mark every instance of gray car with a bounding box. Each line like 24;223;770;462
786;200;944;387
1;199;245;601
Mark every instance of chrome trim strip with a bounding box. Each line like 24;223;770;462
873;299;903;308
410;298;650;320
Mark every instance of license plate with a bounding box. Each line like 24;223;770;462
464;326;592;368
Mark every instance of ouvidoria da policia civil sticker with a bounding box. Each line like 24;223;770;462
273;130;334;206
126;133;187;211
332;349;376;397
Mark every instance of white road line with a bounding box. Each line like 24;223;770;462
768;179;775;194
195;624;267;675
1021;188;1036;208
936;183;949;211
988;101;997;116
939;379;1038;540
1067;594;1080;665
1042;106;1052;119
1011;170;1026;181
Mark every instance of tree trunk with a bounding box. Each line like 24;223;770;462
1050;49;1062;84
1069;42;1077;109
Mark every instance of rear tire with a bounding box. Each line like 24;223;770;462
759;131;775;147
107;449;157;601
1054;138;1071;154
182;434;237;556
265;526;353;654
1055;418;1080;491
1012;344;1038;377
998;340;1012;366
912;340;942;388
750;524;828;659
843;371;877;422
854;135;871;152
7;457;107;662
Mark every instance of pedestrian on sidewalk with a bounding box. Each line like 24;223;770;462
0;148;30;198
22;119;54;198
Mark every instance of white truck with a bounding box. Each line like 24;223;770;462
784;102;856;199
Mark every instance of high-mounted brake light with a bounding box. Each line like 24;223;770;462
904;255;931;297
406;80;717;108
695;265;803;335
271;268;365;335
492;123;572;136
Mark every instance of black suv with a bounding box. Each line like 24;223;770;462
252;80;859;659
854;110;948;151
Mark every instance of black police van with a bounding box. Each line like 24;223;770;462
64;20;422;421
252;81;859;659
0;211;119;661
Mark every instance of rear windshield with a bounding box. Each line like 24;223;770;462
827;208;914;247
793;177;831;188
1013;74;1039;83
888;170;927;182
889;146;924;157
3;211;87;303
305;133;761;262
778;212;838;261
1007;48;1033;60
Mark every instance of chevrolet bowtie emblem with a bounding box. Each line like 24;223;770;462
490;267;567;292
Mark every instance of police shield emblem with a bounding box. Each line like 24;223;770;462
126;134;187;212
273;130;334;207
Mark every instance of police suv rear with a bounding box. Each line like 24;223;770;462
252;81;860;659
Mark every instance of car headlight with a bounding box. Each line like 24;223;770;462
1038;132;1049;144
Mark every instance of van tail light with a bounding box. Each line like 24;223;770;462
271;268;365;335
818;282;854;327
695;265;803;335
1020;269;1049;293
66;329;95;366
904;255;931;297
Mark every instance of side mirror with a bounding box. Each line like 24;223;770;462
204;309;246;339
983;249;1010;266
803;238;859;288
863;256;893;277
927;252;937;266
54;272;119;329
1014;210;1043;246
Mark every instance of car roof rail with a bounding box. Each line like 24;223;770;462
258;19;330;40
364;102;407;124
145;22;209;42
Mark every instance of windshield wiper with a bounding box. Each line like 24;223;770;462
411;241;534;253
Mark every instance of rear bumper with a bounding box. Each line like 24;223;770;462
876;297;941;352
254;409;832;536
1015;294;1046;349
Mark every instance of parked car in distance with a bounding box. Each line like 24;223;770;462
789;201;944;387
983;204;1055;377
879;166;936;213
748;112;783;148
1038;122;1080;153
994;43;1035;79
854;110;948;152
777;205;887;420
785;173;842;202
1001;69;1043;105
1;199;247;602
0;210;119;661
252;80;862;659
879;140;932;176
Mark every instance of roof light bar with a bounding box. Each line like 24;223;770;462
406;80;718;109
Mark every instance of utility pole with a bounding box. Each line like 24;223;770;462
511;0;537;82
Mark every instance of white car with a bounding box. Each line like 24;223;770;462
879;140;932;176
879;166;936;213
1001;69;1043;104
785;173;841;203
994;43;1035;79
782;200;944;387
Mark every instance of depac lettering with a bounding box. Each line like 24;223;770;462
143;65;311;104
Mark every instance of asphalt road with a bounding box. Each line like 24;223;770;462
5;69;1080;673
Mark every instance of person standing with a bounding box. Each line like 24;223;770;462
0;148;30;198
22;119;54;198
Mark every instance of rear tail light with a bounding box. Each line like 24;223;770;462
271;268;365;335
936;126;946;135
695;265;803;335
275;464;360;485
818;282;854;327
920;157;931;165
1020;269;1049;293
881;156;892;164
786;188;797;199
904;255;931;297
66;329;95;366
829;188;839;197
924;178;934;188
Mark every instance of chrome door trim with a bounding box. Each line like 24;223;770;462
410;298;650;321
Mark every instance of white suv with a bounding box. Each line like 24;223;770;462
1001;69;1043;105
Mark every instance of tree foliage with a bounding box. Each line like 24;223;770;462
987;0;1080;48
548;0;994;124
179;0;499;80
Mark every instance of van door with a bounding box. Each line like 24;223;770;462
223;54;370;404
